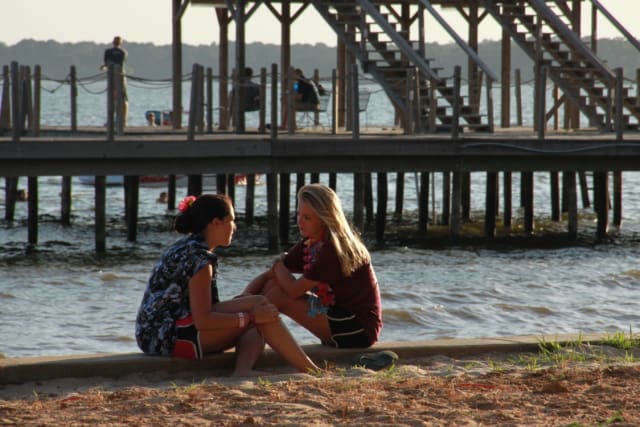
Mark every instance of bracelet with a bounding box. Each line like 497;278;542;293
248;313;255;326
238;312;246;328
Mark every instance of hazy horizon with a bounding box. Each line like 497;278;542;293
3;1;638;48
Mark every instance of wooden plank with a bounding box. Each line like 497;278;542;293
3;134;640;176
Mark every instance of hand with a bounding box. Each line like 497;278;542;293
251;301;280;324
272;252;288;266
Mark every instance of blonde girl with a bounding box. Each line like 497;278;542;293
243;184;382;348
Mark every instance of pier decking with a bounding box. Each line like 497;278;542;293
2;128;640;176
2;125;639;253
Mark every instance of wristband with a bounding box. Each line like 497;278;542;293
238;312;246;328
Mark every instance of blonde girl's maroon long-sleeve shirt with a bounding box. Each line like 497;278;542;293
284;238;382;345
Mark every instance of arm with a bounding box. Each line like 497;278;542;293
238;269;273;296
272;259;319;299
188;265;252;330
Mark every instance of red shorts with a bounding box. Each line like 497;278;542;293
171;316;203;359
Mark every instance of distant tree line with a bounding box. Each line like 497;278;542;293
1;38;639;83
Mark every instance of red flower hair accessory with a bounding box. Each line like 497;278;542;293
178;195;197;213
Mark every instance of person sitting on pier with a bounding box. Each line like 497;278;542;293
135;194;319;376
146;111;157;127
241;183;382;349
228;67;261;128
279;68;322;130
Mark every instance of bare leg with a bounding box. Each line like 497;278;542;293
207;295;317;374
264;283;333;344
257;318;319;373
232;328;269;377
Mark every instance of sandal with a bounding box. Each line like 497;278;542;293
351;350;399;371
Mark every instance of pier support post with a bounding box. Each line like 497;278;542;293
451;169;462;240
206;67;213;134
279;174;291;246
515;69;523;126
418;172;429;233
266;173;279;252
61;176;72;226
365;173;373;224
503;172;512;229
259;67;267;133
5;62;21;221
245;174;255;225
522;172;534;234
375;172;388;245
395;172;404;218
484;172;497;239
70;65;77;132
33;65;41;136
353;173;365;233
189;175;203;196
125;176;139;242
579;172;591;208
565;171;578;239
95;176;106;253
613;172;622;228
106;64;114;140
329;173;337;191
550;172;560;221
27;176;38;246
0;65;10;131
593;171;609;239
167;176;177;210
441;172;451;226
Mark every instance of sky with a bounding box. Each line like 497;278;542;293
2;1;639;48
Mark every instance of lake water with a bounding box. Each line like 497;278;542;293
1;77;639;358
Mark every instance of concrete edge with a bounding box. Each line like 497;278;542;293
0;333;610;385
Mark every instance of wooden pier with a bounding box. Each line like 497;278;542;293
3;0;640;252
2;125;640;252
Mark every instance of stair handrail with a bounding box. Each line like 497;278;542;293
590;0;640;54
309;1;409;110
528;0;614;82
418;0;498;82
357;0;439;80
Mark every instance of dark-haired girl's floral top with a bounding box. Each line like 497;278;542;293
135;234;219;356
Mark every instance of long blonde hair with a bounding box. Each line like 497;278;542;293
298;183;370;276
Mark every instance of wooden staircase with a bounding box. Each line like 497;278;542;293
311;0;492;132
479;0;640;131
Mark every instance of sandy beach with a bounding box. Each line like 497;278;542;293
1;336;639;426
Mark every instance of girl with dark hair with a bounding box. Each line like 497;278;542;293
135;194;318;376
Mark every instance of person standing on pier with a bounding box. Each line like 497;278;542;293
100;36;128;126
241;183;382;349
135;194;319;376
